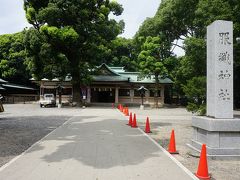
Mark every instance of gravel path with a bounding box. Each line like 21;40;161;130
0;116;69;167
0;104;73;167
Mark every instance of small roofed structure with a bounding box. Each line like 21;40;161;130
0;78;38;103
33;63;173;107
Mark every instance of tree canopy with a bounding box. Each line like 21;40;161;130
134;0;240;111
0;32;30;84
0;0;240;110
24;0;124;103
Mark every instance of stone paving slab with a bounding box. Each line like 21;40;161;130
0;108;197;180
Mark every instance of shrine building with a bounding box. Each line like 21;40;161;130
33;64;173;106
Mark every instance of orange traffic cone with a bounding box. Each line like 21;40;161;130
145;117;151;133
195;144;210;180
125;107;129;116
132;113;138;128
168;129;178;154
128;112;132;126
120;105;123;112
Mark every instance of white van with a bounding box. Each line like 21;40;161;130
40;94;56;107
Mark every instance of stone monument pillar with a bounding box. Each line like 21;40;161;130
207;20;233;119
188;20;240;157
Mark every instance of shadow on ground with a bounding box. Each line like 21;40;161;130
26;116;163;169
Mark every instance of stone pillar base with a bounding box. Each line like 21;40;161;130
188;116;240;158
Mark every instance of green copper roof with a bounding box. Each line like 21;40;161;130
110;67;125;73
119;72;173;84
97;63;121;76
36;63;173;84
93;64;173;84
93;75;129;82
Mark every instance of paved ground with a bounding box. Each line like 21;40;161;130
0;105;197;180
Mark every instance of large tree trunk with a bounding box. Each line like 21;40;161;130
72;81;81;106
70;55;82;106
154;74;160;108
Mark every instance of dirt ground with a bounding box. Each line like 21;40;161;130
131;107;240;180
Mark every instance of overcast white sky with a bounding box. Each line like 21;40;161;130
0;0;184;55
0;0;160;37
0;0;30;35
114;0;161;38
